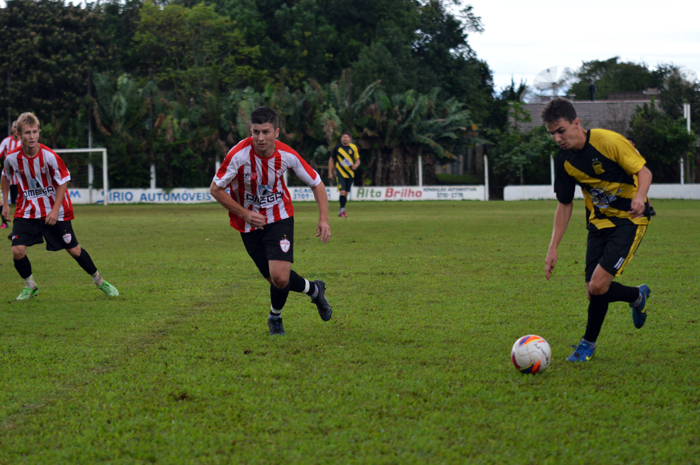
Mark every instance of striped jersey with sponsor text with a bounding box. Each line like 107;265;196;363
554;128;650;230
331;143;359;179
213;138;321;232
2;144;74;220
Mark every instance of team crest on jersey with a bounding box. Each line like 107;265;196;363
62;233;72;244
280;236;290;253
589;186;617;209
592;161;605;175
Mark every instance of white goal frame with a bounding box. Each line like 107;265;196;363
52;148;109;206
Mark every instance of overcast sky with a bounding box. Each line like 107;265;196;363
464;0;700;93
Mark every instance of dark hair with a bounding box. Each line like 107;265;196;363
626;136;635;144
342;132;351;137
250;106;279;128
540;97;577;124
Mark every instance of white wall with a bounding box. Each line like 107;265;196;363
503;184;700;201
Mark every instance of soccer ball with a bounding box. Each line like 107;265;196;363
511;335;552;374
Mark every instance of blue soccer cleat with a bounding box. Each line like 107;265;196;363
566;339;595;362
631;284;651;329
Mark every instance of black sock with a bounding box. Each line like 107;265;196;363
14;255;32;279
583;293;609;343
289;270;316;296
73;248;98;275
1;206;6;224
339;195;347;209
270;282;291;312
606;281;640;303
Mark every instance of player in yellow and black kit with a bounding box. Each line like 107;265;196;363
328;132;360;218
542;98;652;363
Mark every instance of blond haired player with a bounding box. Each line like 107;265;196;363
1;112;119;300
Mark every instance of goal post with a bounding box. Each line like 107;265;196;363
52;148;109;206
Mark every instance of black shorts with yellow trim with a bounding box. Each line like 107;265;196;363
585;223;647;282
11;218;80;251
336;175;354;193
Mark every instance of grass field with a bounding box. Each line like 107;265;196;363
1;200;699;464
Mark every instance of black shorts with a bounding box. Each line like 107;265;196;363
11;218;80;251
240;217;294;278
336;175;354;193
585;224;647;282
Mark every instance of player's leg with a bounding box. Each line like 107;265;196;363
12;245;39;300
594;224;650;328
288;270;332;321
568;229;608;362
44;221;119;297
10;219;42;300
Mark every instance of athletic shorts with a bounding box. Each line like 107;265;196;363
240;217;294;278
585;224;647;282
336;175;354;193
11;218;80;251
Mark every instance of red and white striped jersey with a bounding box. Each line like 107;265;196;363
213;138;321;232
0;136;21;181
2;144;74;220
0;135;21;158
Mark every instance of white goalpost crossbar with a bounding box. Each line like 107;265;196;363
52;148;109;206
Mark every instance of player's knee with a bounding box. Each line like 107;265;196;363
66;245;82;258
270;274;289;289
12;246;26;260
588;280;609;296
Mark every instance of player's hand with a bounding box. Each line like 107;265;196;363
244;210;267;229
45;210;59;226
316;220;330;243
545;248;558;280
1;204;9;222
628;198;645;218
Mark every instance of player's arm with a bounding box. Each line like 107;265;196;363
1;173;10;222
629;166;652;218
545;201;573;280
327;155;335;183
45;182;68;225
311;181;330;243
351;145;360;170
209;181;266;229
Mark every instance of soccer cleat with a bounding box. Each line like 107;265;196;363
340;211;348;218
631;284;651;329
566;339;595;362
311;280;332;321
98;281;120;297
16;286;39;301
268;316;286;336
0;223;7;229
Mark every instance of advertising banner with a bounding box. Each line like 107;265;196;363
68;185;486;204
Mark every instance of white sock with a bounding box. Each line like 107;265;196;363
24;275;36;289
92;271;104;286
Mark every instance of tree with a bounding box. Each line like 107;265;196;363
569;57;663;101
487;104;557;186
0;0;119;142
628;100;696;183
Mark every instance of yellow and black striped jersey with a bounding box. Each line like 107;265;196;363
331;143;359;179
554;128;651;230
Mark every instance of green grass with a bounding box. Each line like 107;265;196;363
1;200;699;464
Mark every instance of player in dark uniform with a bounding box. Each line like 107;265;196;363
542;98;652;363
328;133;360;218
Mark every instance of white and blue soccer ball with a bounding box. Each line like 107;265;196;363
511;335;552;374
